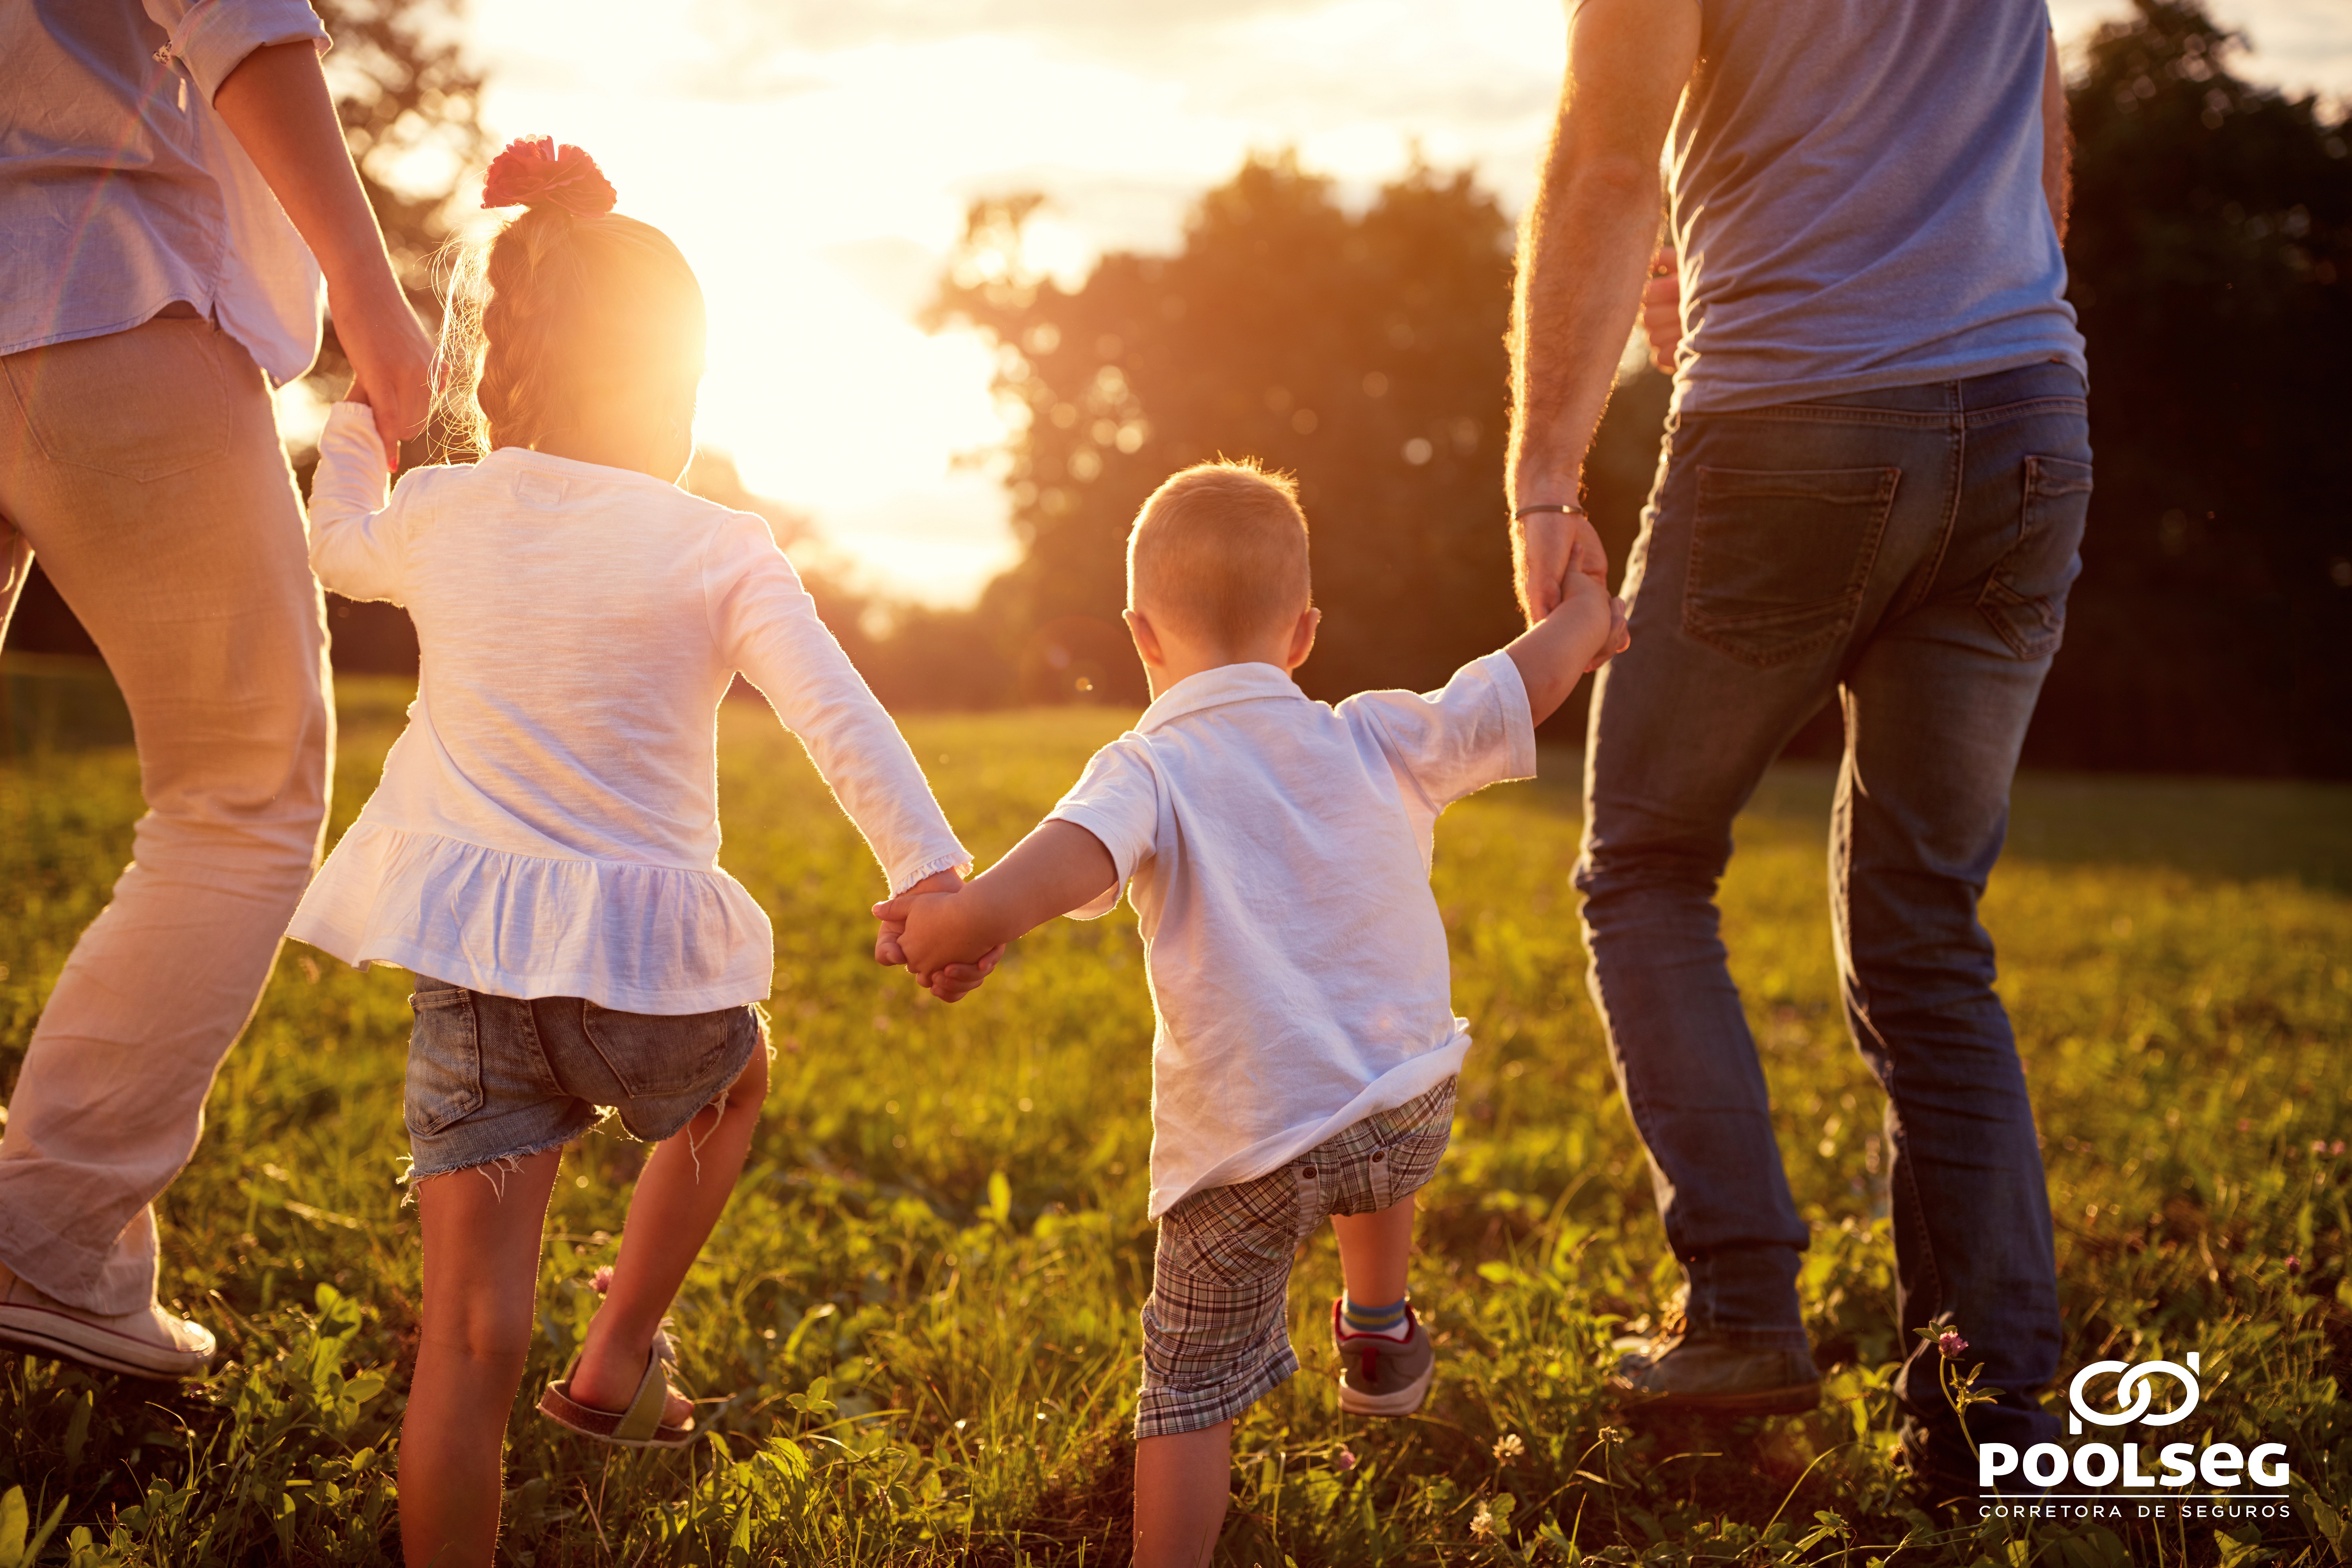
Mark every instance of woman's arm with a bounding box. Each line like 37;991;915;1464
212;41;433;462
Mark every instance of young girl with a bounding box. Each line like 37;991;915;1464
288;137;988;1568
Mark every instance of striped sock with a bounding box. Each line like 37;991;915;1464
1342;1295;1411;1340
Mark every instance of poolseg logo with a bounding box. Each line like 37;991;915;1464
1977;1353;2292;1520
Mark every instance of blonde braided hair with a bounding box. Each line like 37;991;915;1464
432;202;706;459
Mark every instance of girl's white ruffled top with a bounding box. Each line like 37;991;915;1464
289;404;968;1013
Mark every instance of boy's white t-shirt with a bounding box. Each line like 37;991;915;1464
1046;654;1537;1218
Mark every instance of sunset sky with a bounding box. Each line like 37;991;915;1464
389;0;2352;604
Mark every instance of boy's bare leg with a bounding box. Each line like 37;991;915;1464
1331;1193;1417;1309
1134;1419;1234;1568
567;1048;769;1420
403;1150;563;1568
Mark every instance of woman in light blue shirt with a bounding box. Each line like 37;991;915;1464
0;0;433;1380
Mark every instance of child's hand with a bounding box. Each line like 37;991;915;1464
1562;536;1631;672
895;890;968;978
1581;590;1632;673
1506;532;1632;725
872;870;1004;1003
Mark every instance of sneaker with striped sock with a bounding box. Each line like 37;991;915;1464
1331;1298;1435;1416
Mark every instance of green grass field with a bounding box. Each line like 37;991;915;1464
1;669;2347;1566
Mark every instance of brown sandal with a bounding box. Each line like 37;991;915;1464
536;1327;696;1449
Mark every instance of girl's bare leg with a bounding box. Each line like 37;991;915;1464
1134;1420;1233;1568
402;1150;562;1568
566;1048;768;1419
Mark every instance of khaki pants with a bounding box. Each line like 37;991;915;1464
0;314;331;1314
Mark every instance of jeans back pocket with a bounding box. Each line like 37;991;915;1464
580;1002;738;1098
406;983;485;1136
1683;465;1900;668
1978;454;2092;660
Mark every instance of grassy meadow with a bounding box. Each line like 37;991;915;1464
0;667;2347;1566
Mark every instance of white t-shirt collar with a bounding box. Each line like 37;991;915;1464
480;444;685;494
1135;661;1311;733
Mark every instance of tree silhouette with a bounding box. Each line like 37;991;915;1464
2035;0;2352;774
927;154;1663;720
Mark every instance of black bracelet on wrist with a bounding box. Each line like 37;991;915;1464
1513;503;1587;520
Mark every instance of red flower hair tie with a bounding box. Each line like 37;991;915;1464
481;136;616;217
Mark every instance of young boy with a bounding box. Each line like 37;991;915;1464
874;461;1624;1567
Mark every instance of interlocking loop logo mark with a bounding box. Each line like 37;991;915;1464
2067;1352;2200;1435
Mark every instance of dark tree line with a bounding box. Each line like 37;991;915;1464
2032;0;2352;773
914;159;1532;712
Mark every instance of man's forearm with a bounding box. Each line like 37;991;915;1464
1505;0;1700;512
212;41;401;293
1507;154;1662;507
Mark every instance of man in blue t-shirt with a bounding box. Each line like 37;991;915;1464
1508;0;2084;1501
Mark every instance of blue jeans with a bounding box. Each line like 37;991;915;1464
1577;362;2087;1472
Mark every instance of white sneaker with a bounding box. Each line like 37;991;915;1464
0;1271;215;1379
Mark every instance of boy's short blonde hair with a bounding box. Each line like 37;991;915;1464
1127;461;1311;650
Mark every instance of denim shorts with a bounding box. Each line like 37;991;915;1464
1136;1077;1456;1440
404;975;765;1181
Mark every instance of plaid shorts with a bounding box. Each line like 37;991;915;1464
1135;1077;1457;1440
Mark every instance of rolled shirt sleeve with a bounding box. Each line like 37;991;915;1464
151;0;332;102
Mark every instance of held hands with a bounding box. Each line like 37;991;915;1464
1566;542;1632;673
1512;504;1607;626
1513;507;1626;670
335;288;434;469
872;868;1003;1003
